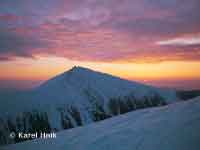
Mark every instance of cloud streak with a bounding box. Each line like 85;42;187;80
156;36;200;46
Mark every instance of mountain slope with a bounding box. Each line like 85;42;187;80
3;96;200;150
0;66;179;145
33;66;177;104
28;66;178;124
0;66;178;115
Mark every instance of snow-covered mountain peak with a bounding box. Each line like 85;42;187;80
40;66;144;88
0;66;181;146
64;66;120;81
0;66;179;118
69;66;94;73
35;66;178;105
40;66;107;87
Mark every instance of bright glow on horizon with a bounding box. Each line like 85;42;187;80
0;56;200;82
0;0;200;89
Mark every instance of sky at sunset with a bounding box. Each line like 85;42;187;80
0;0;200;90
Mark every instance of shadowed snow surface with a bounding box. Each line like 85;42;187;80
0;67;178;126
3;97;200;150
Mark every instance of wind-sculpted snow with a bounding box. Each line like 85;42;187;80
3;97;200;150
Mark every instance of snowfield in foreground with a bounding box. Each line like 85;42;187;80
3;97;200;150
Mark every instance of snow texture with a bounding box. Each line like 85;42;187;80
0;67;178;124
2;96;200;150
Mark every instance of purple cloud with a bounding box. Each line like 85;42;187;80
0;0;200;62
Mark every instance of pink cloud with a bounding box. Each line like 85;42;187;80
0;0;200;62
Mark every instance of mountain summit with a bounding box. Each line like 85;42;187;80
0;66;179;145
36;66;178;106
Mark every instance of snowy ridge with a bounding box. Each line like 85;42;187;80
3;96;200;150
0;66;178;116
0;66;179;145
34;66;177;104
29;66;178;124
